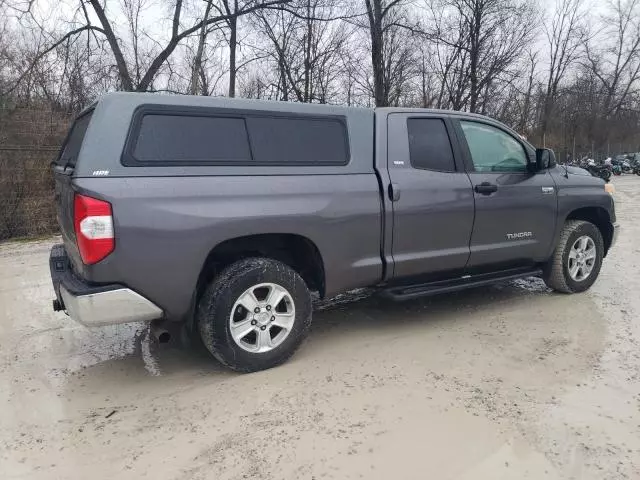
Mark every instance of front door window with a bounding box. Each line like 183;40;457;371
460;121;527;173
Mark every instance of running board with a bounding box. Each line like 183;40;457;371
381;267;543;301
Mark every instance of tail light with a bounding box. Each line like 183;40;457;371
73;193;114;264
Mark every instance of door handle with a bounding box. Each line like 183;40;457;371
474;182;498;195
388;183;400;202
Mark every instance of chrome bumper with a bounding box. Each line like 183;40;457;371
59;285;162;327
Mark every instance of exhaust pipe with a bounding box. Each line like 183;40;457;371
150;322;171;344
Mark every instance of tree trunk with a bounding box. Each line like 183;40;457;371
303;4;312;102
421;56;428;107
519;54;536;133
88;0;134;91
228;15;237;97
279;58;289;101
364;0;387;107
190;0;214;95
468;6;481;113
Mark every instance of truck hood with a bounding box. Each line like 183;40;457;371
564;165;592;176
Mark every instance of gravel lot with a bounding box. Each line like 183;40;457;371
1;176;639;480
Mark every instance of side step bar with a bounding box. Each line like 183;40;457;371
381;267;543;301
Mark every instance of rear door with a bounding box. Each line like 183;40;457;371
53;110;93;270
387;113;475;279
454;119;557;268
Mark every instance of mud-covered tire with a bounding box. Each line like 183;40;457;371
197;258;312;372
542;220;604;293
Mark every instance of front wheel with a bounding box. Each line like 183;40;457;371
197;258;312;372
542;220;604;293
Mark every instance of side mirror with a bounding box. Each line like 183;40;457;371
533;148;556;171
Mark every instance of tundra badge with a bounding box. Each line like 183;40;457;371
506;232;533;239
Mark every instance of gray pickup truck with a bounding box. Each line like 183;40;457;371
49;93;618;372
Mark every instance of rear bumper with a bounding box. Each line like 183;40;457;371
50;244;162;327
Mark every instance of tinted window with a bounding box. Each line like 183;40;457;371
133;114;251;163
407;118;456;171
247;116;348;165
460;121;527;172
57;111;93;167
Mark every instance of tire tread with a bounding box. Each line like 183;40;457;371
543;220;602;293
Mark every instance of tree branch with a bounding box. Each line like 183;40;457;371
3;25;105;95
137;0;291;90
89;0;134;90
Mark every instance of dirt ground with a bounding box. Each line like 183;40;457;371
1;176;639;480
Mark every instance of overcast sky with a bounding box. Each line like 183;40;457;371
12;0;610;85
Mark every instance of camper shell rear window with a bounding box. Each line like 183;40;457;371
56;110;94;168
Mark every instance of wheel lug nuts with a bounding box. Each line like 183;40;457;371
254;307;260;313
266;305;271;311
271;316;275;321
260;326;266;331
251;320;257;325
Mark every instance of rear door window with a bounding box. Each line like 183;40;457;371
56;111;93;168
407;118;456;172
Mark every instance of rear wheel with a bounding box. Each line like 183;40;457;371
197;258;312;372
543;220;604;293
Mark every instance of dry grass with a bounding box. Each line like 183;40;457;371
0;106;73;240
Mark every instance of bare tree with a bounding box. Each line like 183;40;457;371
540;0;586;143
190;0;216;94
427;0;537;113
253;0;348;103
222;0;240;97
519;49;539;133
121;0;147;87
426;4;468;110
362;0;414;107
12;0;291;93
585;0;640;118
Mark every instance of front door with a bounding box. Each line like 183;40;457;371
455;119;557;268
387;113;475;279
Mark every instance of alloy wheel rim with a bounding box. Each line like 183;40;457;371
229;283;295;353
568;235;596;282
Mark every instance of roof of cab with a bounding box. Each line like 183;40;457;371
375;106;502;122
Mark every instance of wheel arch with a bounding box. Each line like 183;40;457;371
194;233;325;314
565;206;614;256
